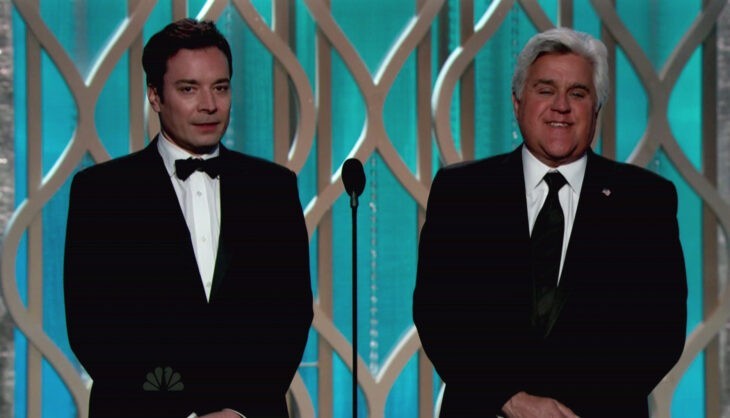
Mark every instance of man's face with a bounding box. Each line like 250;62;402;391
513;52;598;167
148;47;231;155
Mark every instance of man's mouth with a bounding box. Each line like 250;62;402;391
547;121;570;128
194;122;219;128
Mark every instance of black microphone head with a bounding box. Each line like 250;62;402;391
342;158;366;197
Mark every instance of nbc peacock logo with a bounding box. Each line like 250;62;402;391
142;366;185;391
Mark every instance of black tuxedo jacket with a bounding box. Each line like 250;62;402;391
413;147;687;417
64;139;313;417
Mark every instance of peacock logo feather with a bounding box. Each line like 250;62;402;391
142;366;184;391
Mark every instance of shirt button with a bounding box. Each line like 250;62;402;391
196;191;202;197
201;236;207;242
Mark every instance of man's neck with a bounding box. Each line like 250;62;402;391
159;131;219;157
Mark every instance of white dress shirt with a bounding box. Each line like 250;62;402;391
522;146;587;284
158;137;246;418
157;135;220;302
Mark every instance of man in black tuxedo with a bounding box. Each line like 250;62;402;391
413;28;686;418
64;19;312;418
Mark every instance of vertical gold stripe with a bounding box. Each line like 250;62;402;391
437;2;450;70
702;0;720;415
25;3;42;415
418;350;435;418
459;1;475;161
417;1;434;417
417;1;434;193
273;0;291;165
26;224;42;418
173;0;187;21
129;0;145;152
600;4;616;160
317;0;334;416
558;0;573;28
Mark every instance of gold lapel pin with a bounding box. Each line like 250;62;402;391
602;188;611;197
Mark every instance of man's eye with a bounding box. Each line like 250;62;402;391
179;86;195;93
215;85;230;93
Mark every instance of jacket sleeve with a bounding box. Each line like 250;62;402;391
413;168;524;414
64;170;144;380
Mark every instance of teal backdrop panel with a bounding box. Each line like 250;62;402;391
8;0;708;416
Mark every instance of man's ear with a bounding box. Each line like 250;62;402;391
147;86;162;112
512;93;520;116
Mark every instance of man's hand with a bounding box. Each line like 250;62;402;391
501;391;578;418
198;409;243;418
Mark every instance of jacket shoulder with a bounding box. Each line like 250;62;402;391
72;146;154;186
590;153;676;192
434;151;517;188
223;149;297;181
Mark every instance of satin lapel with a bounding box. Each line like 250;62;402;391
496;148;533;314
139;138;193;242
489;147;531;253
140;138;208;300
563;151;615;276
503;148;531;243
209;147;235;301
210;232;230;301
550;151;615;330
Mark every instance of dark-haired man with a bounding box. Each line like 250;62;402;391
64;18;312;418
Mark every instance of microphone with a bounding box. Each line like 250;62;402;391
341;157;366;418
342;158;366;208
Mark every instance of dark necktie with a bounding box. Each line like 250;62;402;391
175;157;221;180
531;171;567;337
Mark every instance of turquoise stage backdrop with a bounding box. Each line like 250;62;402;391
7;0;709;416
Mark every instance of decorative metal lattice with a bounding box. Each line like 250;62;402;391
2;1;728;417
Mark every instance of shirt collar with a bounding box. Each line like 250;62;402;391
522;145;587;195
157;133;220;178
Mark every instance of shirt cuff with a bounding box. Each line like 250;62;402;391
224;409;246;418
186;411;245;418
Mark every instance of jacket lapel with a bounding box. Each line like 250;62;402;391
499;147;532;242
550;151;615;329
142;137;212;302
140;139;196;250
563;150;616;272
208;146;235;301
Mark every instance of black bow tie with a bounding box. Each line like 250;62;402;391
175;157;221;180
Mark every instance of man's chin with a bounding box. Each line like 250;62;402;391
181;137;222;156
190;143;221;156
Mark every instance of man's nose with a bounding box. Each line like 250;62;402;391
551;93;570;113
198;89;217;113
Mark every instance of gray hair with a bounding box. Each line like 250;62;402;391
512;28;609;110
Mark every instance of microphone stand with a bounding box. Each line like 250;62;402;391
342;158;365;418
350;190;359;418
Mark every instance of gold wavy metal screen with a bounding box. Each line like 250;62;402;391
2;0;728;417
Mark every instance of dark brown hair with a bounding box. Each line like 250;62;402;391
142;18;232;98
